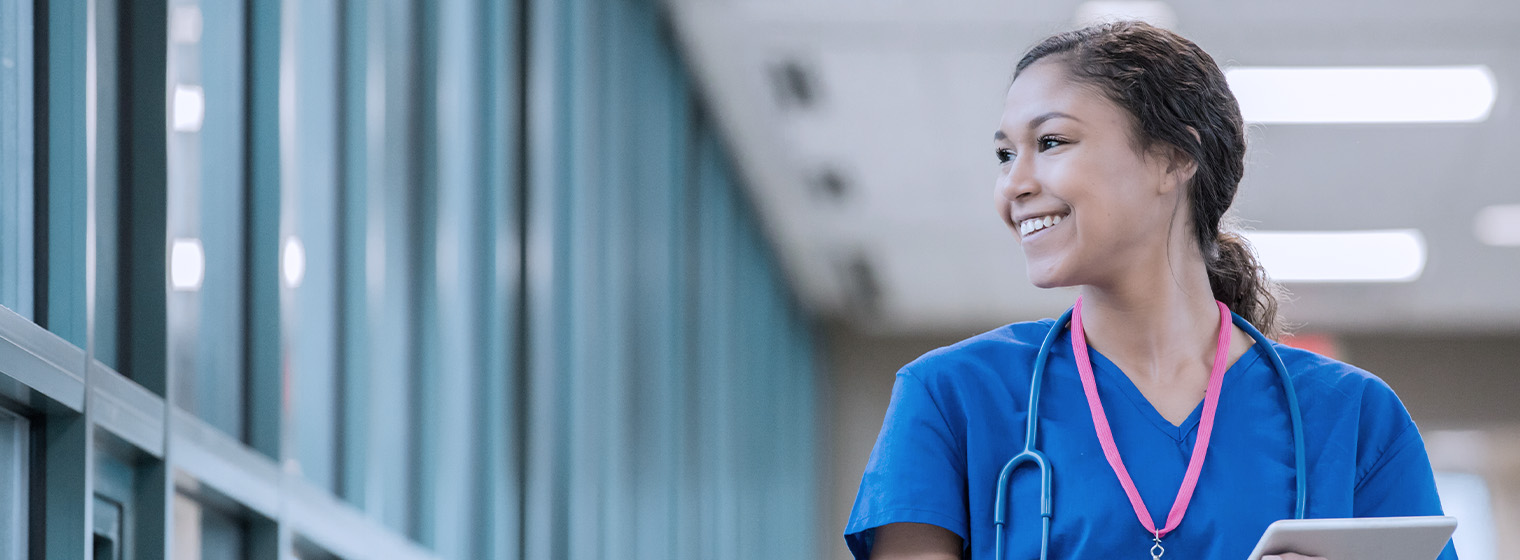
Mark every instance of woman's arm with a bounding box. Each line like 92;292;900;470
869;523;962;560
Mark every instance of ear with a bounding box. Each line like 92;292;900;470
1157;127;1201;195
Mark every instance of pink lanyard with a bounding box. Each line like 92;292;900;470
1070;297;1232;556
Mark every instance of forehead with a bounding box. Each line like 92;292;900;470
1001;59;1128;133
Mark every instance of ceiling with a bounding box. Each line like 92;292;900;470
663;0;1520;335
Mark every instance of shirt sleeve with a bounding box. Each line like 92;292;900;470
844;369;969;559
1353;421;1459;559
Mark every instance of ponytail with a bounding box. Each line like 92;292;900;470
1206;230;1284;339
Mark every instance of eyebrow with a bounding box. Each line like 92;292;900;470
993;111;1082;141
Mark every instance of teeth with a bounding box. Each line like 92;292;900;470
1019;213;1066;236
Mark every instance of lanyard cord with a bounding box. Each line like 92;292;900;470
1070;297;1233;540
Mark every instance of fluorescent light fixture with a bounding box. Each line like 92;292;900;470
172;85;205;132
1226;66;1496;124
1243;229;1426;283
170;238;205;291
282;236;306;289
1074;1;1177;28
1474;205;1520;247
171;5;203;44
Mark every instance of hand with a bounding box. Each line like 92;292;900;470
1262;555;1327;560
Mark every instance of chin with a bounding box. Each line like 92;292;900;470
1022;257;1073;289
1026;275;1066;290
1024;267;1069;290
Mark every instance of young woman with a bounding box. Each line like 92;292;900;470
845;21;1455;560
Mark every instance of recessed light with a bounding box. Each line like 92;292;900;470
173;85;205;132
1474;205;1520;247
1243;230;1426;283
170;238;205;291
283;237;307;288
1073;1;1177;28
1226;66;1496;124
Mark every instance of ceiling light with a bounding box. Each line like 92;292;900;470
1474;205;1520;247
171;6;203;44
1225;66;1496;124
170;238;205;291
1074;1;1177;28
173;85;205;132
282;237;306;288
1243;230;1426;283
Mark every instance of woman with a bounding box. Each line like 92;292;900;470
844;21;1455;560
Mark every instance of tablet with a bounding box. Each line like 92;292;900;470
1246;516;1456;560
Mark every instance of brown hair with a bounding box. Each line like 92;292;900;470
1013;21;1285;338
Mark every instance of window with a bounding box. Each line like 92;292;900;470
0;0;34;319
165;0;249;440
0;408;27;560
285;0;342;494
173;494;249;560
1434;471;1496;560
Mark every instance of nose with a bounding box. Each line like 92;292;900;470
997;155;1039;203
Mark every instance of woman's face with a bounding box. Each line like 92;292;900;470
994;58;1191;289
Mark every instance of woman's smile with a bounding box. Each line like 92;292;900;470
1017;211;1069;238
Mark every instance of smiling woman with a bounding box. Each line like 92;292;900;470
846;21;1456;560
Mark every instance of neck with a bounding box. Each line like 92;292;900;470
1077;258;1220;385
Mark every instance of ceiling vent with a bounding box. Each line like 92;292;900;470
769;58;819;111
841;252;882;320
811;167;850;204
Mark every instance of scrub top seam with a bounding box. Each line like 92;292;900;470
898;367;969;461
1352;419;1419;492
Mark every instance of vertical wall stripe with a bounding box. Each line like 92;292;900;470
524;0;572;555
0;0;34;319
245;0;284;461
41;0;88;347
336;0;370;508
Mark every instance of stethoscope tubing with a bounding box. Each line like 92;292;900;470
992;307;1306;560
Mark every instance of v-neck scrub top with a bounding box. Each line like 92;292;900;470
845;319;1458;559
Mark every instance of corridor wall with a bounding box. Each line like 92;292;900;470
0;0;819;558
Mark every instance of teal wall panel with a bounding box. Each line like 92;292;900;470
0;0;33;319
6;0;821;558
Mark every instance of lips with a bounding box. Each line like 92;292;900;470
1018;212;1068;237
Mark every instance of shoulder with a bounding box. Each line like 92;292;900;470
1267;342;1422;477
898;318;1057;394
1270;342;1409;418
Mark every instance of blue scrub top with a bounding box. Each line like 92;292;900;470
845;319;1457;559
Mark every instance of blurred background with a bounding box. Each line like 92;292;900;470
0;0;1515;559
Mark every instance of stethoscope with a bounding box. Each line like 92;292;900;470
993;306;1308;560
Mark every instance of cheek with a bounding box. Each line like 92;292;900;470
991;180;1014;226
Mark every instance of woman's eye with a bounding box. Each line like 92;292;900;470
996;148;1014;163
1038;136;1066;151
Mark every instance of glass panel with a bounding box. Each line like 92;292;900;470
0;409;27;560
92;496;123;560
0;0;34;318
173;494;247;560
172;494;200;560
291;537;340;560
368;0;418;533
93;438;141;560
93;0;122;369
166;0;248;439
286;0;342;493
